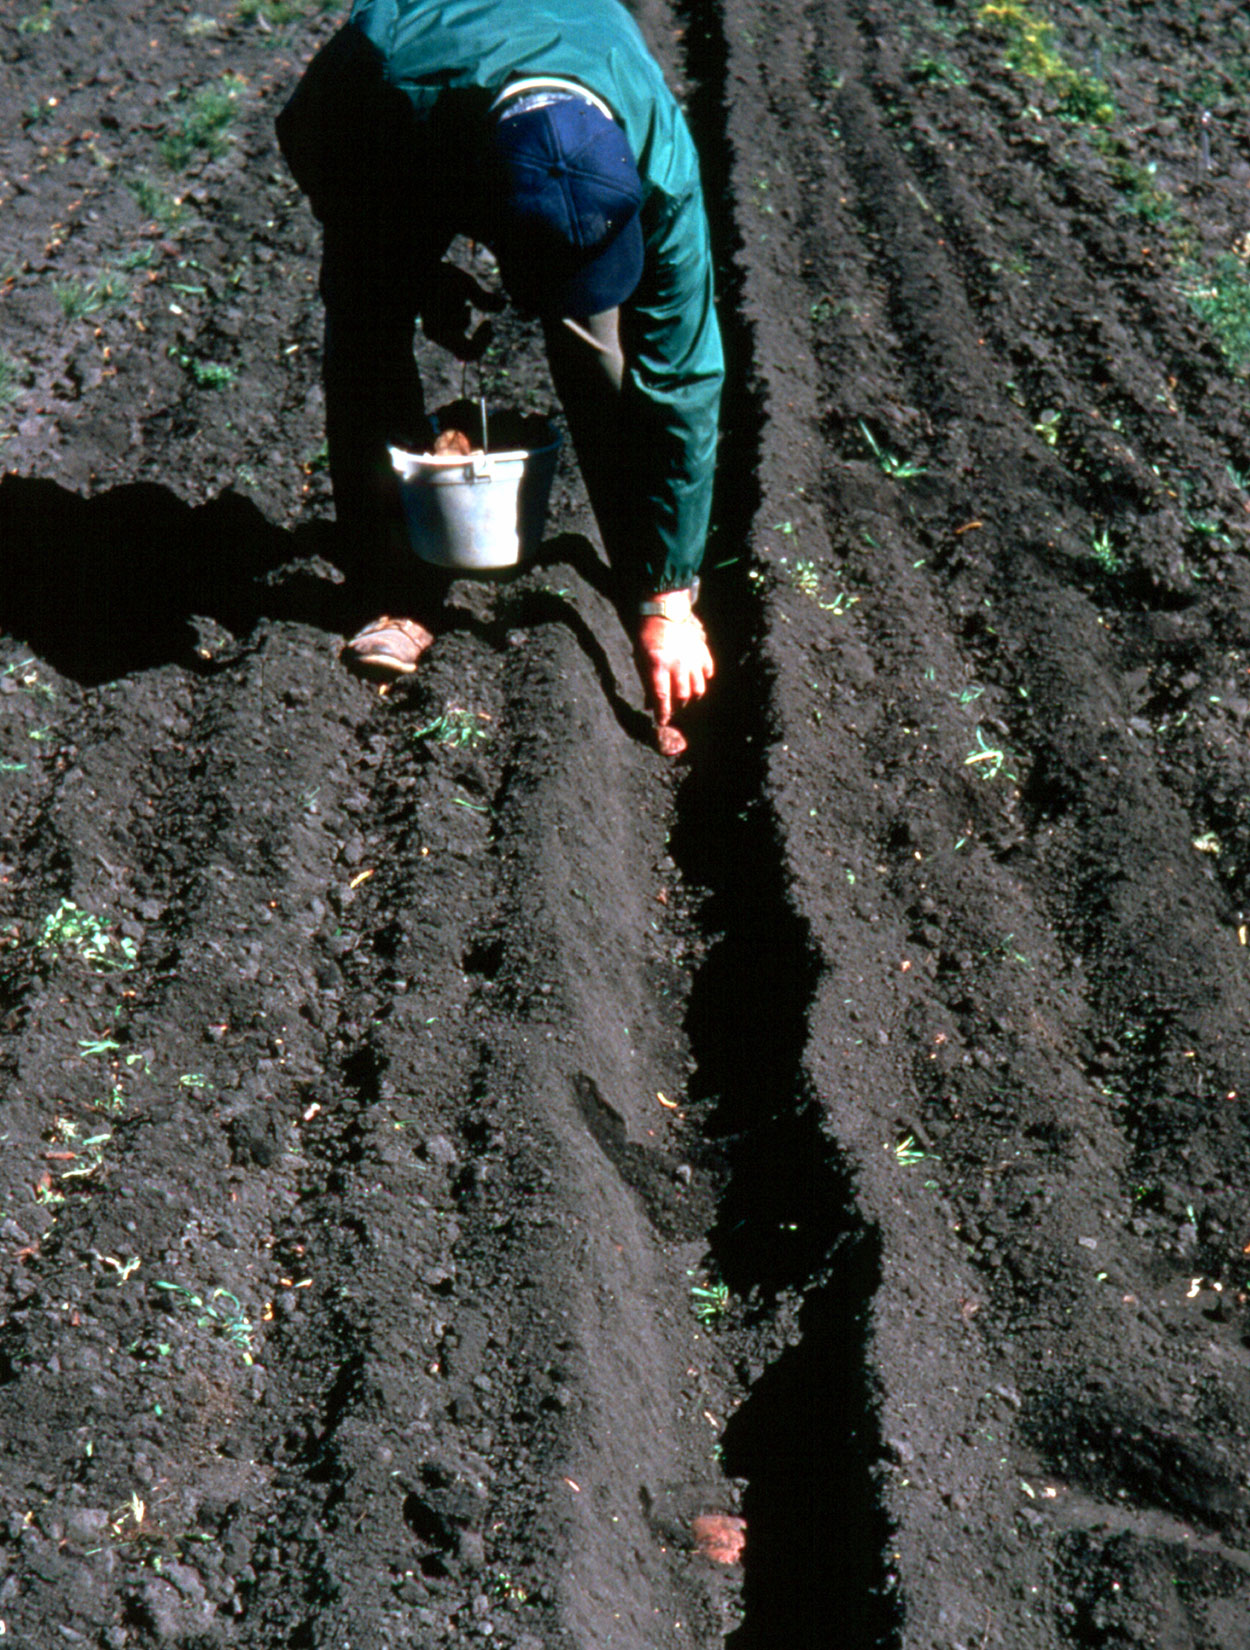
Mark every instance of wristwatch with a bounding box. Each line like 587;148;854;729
638;578;700;619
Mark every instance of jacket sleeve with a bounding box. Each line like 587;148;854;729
620;183;724;595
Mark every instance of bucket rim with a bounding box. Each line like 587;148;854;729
389;438;560;471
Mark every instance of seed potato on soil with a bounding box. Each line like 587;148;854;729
4;1;1250;1647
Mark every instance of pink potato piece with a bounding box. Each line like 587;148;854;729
432;428;473;456
655;723;689;757
692;1513;746;1565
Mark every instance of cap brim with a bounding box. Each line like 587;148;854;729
500;211;643;317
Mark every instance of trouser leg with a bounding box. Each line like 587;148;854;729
323;306;443;614
542;310;630;583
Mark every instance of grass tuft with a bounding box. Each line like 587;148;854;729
127;174;185;229
161;74;246;170
978;2;1115;124
1181;256;1250;370
54;274;125;321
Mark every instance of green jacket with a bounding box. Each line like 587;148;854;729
277;0;723;593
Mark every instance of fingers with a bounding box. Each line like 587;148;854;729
666;632;713;714
652;672;673;727
668;663;693;718
687;645;714;700
635;613;715;737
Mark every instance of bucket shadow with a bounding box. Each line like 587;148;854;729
525;530;619;603
0;475;356;686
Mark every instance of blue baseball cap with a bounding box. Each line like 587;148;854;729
484;92;644;317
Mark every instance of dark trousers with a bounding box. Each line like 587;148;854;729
323;304;627;619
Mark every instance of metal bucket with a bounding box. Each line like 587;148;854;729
389;417;562;571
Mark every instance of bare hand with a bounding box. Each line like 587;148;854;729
420;263;505;360
635;612;714;747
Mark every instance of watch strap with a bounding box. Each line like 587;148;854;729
638;578;700;619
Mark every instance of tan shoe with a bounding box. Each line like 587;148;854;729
341;615;435;679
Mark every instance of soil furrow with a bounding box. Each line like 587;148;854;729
712;2;1250;1644
215;585;748;1646
671;0;911;1643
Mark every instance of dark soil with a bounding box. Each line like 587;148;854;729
5;1;1250;1645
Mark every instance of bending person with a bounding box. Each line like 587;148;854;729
276;0;724;743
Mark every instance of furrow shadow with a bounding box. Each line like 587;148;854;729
669;0;898;1641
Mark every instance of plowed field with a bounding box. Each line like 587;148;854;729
4;2;1250;1646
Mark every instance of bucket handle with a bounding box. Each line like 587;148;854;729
461;356;490;458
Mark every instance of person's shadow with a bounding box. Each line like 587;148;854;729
0;476;651;742
0;474;358;686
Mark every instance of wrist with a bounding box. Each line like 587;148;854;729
638;577;700;620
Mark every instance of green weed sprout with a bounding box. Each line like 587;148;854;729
154;1282;256;1363
964;727;1016;782
17;4;55;35
4;660;54;700
54;275;124;322
94;1085;127;1117
59;1131;113;1182
127;175;185;230
858;420;928;479
1033;409;1061;447
192;361;235;388
1090;526;1123;573
1181;257;1250;370
688;1276;730;1324
490;1571;529;1604
414;707;492;748
790;560;821;599
908;54;967;88
40;900;137;972
78;1036;121;1056
169;350;236;388
787;559;861;615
